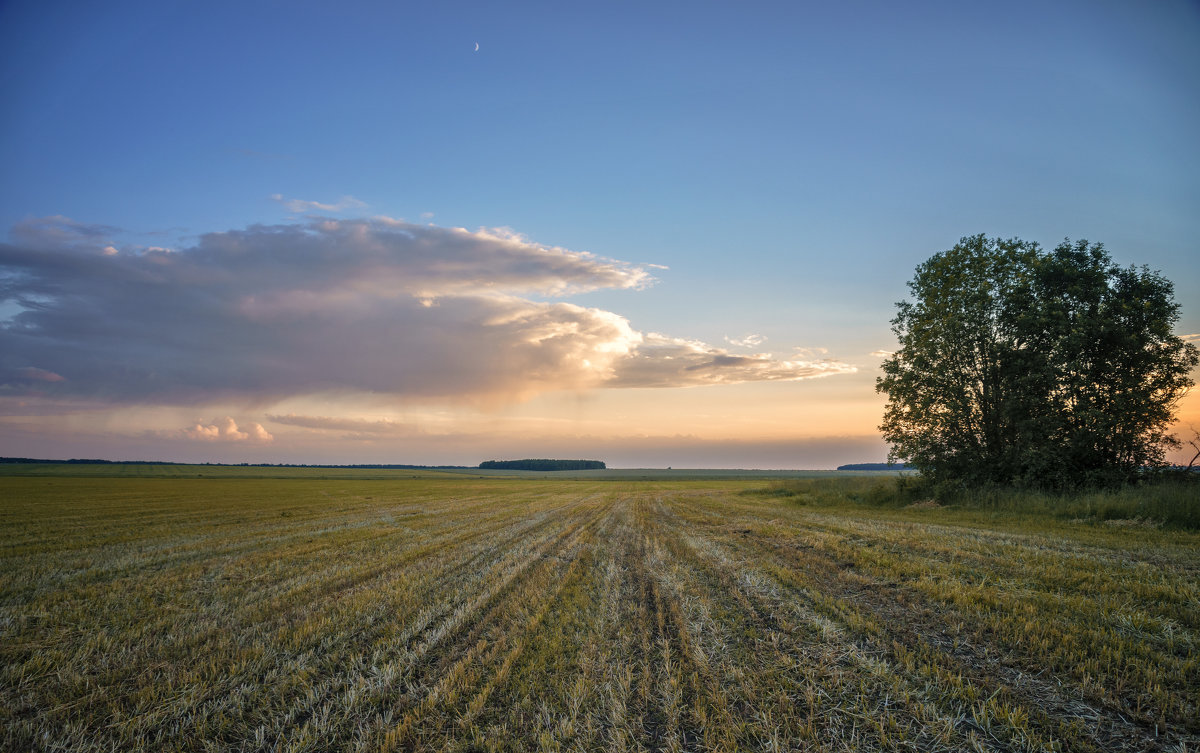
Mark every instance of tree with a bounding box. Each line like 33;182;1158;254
478;459;606;471
877;235;1198;489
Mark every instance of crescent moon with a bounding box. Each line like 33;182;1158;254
474;42;479;52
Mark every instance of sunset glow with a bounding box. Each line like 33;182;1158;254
1;1;1197;467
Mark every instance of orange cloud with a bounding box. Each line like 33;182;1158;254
180;417;273;442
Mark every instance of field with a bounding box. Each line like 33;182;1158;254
2;471;1198;752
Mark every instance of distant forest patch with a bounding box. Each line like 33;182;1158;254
0;457;468;470
837;463;912;471
479;459;606;471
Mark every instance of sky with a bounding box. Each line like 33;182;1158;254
1;0;1198;468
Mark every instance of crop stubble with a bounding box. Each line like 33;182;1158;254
1;477;1197;752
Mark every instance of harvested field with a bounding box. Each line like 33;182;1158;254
2;475;1197;752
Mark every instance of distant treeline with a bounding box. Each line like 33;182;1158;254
479;459;606;471
1;457;145;465
0;457;468;469
837;463;912;471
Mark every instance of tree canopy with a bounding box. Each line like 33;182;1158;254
479;459;606;471
877;235;1197;489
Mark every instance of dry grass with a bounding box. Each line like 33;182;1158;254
2;475;1197;751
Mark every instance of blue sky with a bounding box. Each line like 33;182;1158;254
1;0;1198;466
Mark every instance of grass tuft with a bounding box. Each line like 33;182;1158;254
747;475;1200;530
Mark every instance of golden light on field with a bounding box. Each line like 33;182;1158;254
3;473;1197;750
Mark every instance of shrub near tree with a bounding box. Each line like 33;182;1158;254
877;234;1198;490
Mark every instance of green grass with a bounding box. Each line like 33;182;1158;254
2;474;1197;751
748;475;1200;529
942;480;1200;529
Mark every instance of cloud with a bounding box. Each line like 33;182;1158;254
9;216;120;248
270;194;368;213
870;349;894;357
609;334;855;388
725;333;766;348
0;366;68;392
1181;333;1200;343
1;215;854;408
266;413;416;435
179;416;273;442
17;367;66;383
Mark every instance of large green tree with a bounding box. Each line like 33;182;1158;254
877;235;1198;489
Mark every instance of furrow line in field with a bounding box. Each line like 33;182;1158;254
648;496;1009;752
256;505;562;629
3;495;579;750
0;485;558;596
833;517;1194;727
756;529;1198;752
628;494;754;752
376;501;604;751
667;489;1180;753
4;508;507;690
672;490;1200;743
762;513;1200;637
646;506;836;749
0;500;474;611
130;506;583;750
670;498;1056;748
444;496;616;751
560;508;625;751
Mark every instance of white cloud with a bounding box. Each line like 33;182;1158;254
181;416;273;442
267;414;417;435
610;333;855;388
725;333;766;348
870;349;894;357
1;215;855;408
270;194;368;213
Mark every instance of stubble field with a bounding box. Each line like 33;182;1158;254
2;472;1197;752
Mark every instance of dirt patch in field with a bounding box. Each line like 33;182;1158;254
1103;517;1162;529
